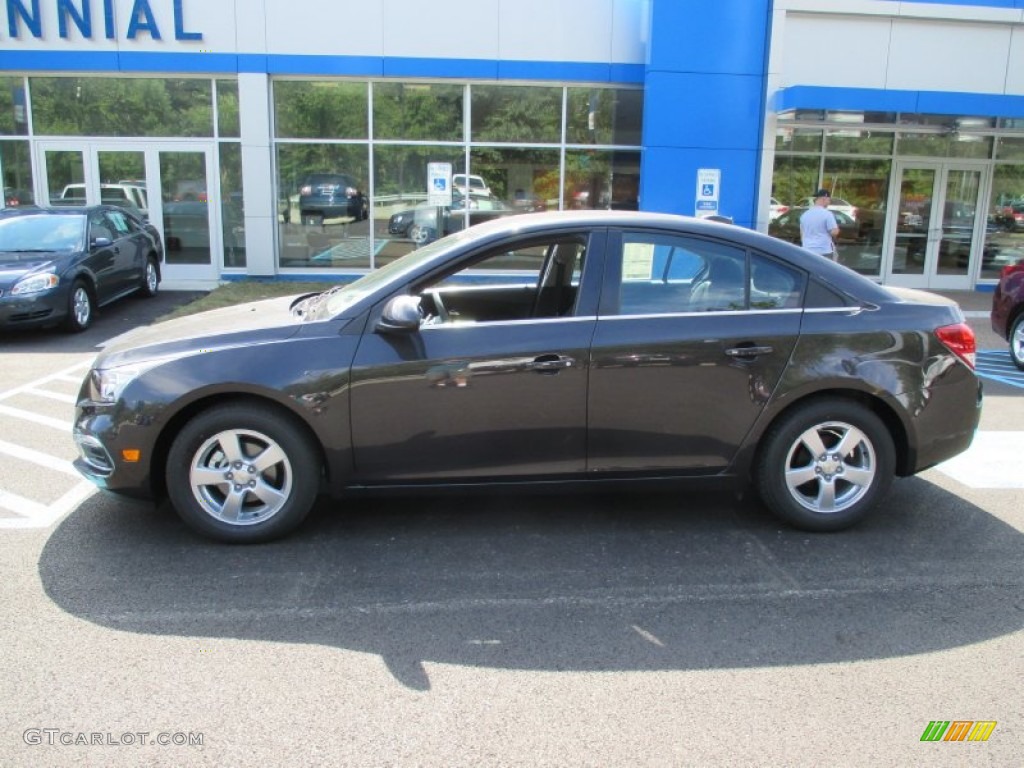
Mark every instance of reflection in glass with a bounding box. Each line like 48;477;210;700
470;146;559;217
216;79;240;138
31;77;213;137
97;151;148;216
276;143;371;269
1;140;35;207
220;143;245;268
471;85;561;143
372;83;463;141
566;88;643;146
0;77;28;136
273;81;368;139
981;163;1024;280
373;145;464;264
896;132;993;159
161;151;211;266
936;170;980;277
821;158;890;277
564;149;639;211
775;127;823;153
892;168;933;276
44;150;85;206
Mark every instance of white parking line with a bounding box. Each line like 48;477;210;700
0;482;95;529
0;439;80;476
0;404;72;432
25;387;78;404
934;431;1024;489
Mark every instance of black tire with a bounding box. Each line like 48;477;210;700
166;403;321;544
138;256;159;298
755;399;895;532
1009;314;1024;372
63;279;94;332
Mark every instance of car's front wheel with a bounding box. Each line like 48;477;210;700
1009;314;1024;371
755;399;895;532
166;404;321;543
64;279;94;332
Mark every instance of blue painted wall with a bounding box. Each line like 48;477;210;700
639;0;772;227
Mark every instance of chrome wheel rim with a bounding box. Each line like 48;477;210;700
145;262;158;293
783;421;876;514
1012;320;1024;365
72;287;91;327
189;428;293;526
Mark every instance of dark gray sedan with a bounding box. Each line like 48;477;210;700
73;211;981;543
0;206;161;332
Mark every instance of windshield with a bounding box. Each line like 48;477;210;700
0;215;86;252
324;228;478;316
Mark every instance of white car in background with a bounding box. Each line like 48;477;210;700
769;197;789;220
453;174;491;197
797;196;858;220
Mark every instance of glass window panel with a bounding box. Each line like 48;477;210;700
469;147;560;217
996;137;1024;162
824;130;893;155
471;85;562;143
273;81;368;139
372;82;464;141
775;127;823;153
373;145;465;264
0;77;28;135
160;151;211;266
769;155;820;211
220;142;245;268
564;149;639;211
566;87;643;146
982;163;1024;280
895;132;949;157
822;158;889;277
30;77;213;137
1;140;35;207
216;79;240;138
276;143;371;269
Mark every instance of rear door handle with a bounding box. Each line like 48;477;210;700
725;345;773;359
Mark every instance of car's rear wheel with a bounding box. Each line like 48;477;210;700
755;399;895;532
139;256;159;298
1009;314;1024;371
166;404;321;544
64;279;94;332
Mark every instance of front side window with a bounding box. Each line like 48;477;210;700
415;235;588;325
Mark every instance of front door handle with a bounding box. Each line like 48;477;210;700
527;354;575;373
725;345;773;359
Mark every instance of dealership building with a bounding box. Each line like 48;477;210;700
2;0;1024;290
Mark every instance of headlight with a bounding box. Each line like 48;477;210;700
88;357;179;404
11;272;59;295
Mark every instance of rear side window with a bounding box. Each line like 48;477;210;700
611;233;806;315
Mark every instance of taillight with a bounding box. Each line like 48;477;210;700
1001;262;1024;279
299;185;312;195
936;323;976;370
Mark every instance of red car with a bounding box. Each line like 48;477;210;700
991;260;1024;370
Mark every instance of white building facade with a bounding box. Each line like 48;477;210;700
1;0;1022;290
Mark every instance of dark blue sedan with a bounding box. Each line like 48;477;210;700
0;206;162;333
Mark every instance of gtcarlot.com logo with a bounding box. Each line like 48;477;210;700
920;721;997;742
23;729;203;747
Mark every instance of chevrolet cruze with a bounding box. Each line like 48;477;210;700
73;211;982;543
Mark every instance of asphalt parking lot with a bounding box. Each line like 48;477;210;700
0;290;1021;766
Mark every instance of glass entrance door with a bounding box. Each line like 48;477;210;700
885;163;985;289
37;142;218;283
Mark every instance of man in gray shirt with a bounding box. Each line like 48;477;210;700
800;188;840;260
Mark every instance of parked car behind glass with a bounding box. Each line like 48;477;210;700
297;172;367;226
72;211;981;544
0;206;161;332
991;258;1024;370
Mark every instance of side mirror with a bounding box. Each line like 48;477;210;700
377;295;422;333
90;236;113;249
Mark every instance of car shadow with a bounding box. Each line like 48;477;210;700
38;477;1024;690
0;291;206;354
